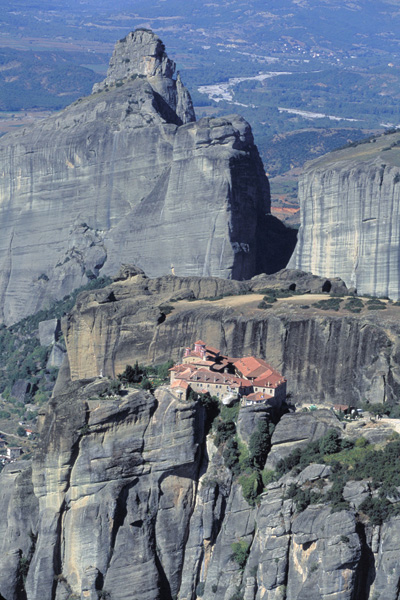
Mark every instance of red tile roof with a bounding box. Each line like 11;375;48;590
205;345;220;355
171;379;189;390
234;357;268;377
246;391;273;402
334;404;349;412
170;343;285;397
254;373;286;388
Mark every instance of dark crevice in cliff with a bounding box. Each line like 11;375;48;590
157;312;167;325
95;570;104;592
154;549;173;600
52;499;66;600
16;530;37;600
194;546;205;597
152;90;183;126
16;552;28;600
109;480;138;560
149;510;173;600
281;523;292;598
256;215;298;276
322;280;332;293
212;485;230;545
52;405;90;599
352;522;375;600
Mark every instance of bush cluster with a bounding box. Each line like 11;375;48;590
118;360;175;390
343;297;364;313
213;408;273;505
275;428;400;524
230;540;251;570
312;298;342;311
366;298;387;310
275;429;342;477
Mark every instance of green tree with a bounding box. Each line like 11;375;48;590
17;425;26;437
239;470;263;505
214;420;236;447
230;540;251;570
141;377;152;390
119;361;143;384
223;437;240;476
319;429;341;455
249;420;271;469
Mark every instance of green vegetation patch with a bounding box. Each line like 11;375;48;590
366;298;387;310
10;276;112;337
118;360;175;390
0;276;112;435
230;540;251;570
313;297;342;311
343;297;364;313
258;302;275;310
274;428;400;524
212;404;275;505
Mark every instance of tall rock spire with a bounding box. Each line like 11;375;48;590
92;28;196;124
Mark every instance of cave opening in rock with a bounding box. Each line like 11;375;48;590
322;280;332;293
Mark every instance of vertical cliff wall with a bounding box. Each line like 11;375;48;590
1;381;400;600
289;131;400;299
0;29;294;325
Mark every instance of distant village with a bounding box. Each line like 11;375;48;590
169;340;287;407
0;438;23;465
0;424;32;466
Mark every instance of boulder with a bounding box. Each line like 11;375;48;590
342;480;370;508
266;410;343;469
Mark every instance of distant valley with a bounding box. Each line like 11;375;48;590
1;0;400;216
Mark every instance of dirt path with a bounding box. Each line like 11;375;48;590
0;429;20;440
177;293;326;311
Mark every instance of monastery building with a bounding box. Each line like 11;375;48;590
169;340;286;407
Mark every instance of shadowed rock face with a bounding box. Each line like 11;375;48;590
0;28;295;325
289;131;400;299
1;381;400;599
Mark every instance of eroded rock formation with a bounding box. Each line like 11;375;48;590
0;28;295;325
62;269;400;406
1;382;400;600
289;130;400;299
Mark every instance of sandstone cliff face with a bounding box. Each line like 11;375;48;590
289;131;400;299
62;270;400;407
0;29;292;325
1;382;400;600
